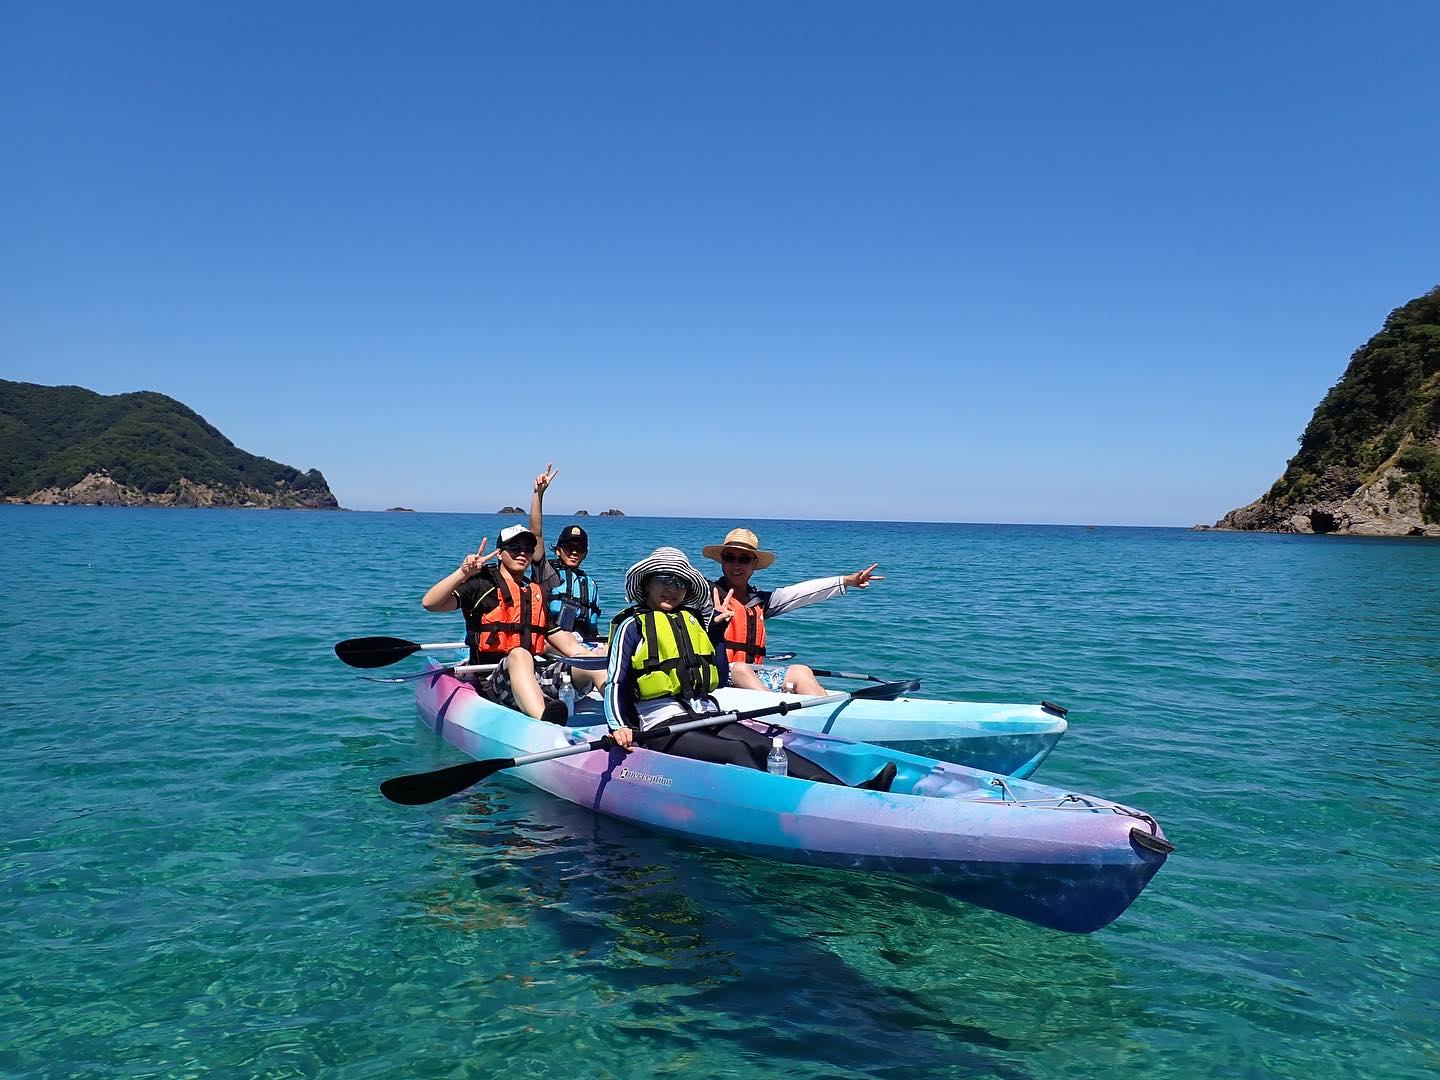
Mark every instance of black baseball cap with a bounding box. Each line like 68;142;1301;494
556;524;589;550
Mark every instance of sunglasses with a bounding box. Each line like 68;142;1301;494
558;544;587;555
721;551;756;565
500;543;531;556
648;572;688;591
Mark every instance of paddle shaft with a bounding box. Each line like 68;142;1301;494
808;667;886;683
379;679;909;805
359;663;498;683
510;695;826;768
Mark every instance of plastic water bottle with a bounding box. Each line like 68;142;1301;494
559;669;576;719
766;736;788;777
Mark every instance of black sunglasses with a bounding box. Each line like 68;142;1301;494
647;572;688;590
500;542;531;556
722;551;755;565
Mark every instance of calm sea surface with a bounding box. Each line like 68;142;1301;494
2;508;1437;1078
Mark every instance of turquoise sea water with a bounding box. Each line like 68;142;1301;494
2;507;1437;1078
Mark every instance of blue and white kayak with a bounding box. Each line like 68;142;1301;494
708;686;1066;778
441;652;1067;776
414;669;1170;933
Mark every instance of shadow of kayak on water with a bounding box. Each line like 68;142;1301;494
430;782;1039;1079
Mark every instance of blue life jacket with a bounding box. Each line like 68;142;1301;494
547;558;602;639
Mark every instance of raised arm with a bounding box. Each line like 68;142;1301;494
422;540;495;612
528;463;558;561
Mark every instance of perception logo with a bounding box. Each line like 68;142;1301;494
617;767;673;787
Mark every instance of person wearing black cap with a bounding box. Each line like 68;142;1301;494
600;548;896;791
421;522;604;724
527;464;603;640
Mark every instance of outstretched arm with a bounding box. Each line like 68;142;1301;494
765;564;883;618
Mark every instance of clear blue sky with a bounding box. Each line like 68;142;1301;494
3;2;1437;524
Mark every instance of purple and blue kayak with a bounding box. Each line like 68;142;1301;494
414;670;1171;933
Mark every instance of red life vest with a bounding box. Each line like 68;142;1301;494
719;592;766;664
470;574;548;660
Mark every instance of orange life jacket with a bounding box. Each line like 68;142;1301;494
719;592;766;664
469;574;548;660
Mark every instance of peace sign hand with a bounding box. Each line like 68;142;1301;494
534;463;558;494
458;540;497;578
843;563;883;589
710;586;737;624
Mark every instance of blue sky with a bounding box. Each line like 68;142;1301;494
3;2;1437;524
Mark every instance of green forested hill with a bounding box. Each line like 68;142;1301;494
1266;286;1440;515
1217;285;1440;533
0;380;337;505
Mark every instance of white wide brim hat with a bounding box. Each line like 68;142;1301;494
625;547;710;608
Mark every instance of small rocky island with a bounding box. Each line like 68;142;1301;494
1206;285;1440;537
574;509;590;516
1;380;340;509
497;505;524;514
385;507;415;512
599;508;626;517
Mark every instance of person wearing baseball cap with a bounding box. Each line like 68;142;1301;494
598;547;895;791
526;465;604;640
701;527;882;696
421;518;604;724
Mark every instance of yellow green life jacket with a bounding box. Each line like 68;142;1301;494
631;608;721;700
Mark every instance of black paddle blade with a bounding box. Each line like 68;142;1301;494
379;757;514;805
851;679;919;700
334;636;422;669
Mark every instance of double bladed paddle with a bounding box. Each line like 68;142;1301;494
379;679;912;806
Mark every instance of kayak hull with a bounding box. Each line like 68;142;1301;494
414;672;1168;933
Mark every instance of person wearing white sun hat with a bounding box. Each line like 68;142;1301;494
700;527;883;696
601;547;896;791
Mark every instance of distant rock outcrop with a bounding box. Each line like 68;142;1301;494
574;509;590;516
15;470;341;509
1;380;340;509
1207;286;1440;537
599;508;626;517
385;507;415;512
497;506;524;514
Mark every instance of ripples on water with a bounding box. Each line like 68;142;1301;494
2;508;1437;1078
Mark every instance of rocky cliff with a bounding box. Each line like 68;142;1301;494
1210;286;1440;537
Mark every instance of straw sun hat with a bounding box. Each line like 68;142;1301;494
701;527;776;570
624;547;711;608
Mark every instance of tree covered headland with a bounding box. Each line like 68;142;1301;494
1265;286;1440;521
0;380;336;502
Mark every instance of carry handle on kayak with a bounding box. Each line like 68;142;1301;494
379;679;914;806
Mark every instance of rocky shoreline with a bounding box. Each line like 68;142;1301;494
1202;462;1439;537
3;471;341;510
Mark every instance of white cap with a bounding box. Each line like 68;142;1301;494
772;736;784;748
497;523;537;547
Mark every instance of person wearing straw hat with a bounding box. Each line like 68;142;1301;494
700;527;882;696
601;547;896;790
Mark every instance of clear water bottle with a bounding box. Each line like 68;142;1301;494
559;669;576;719
766;736;788;777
